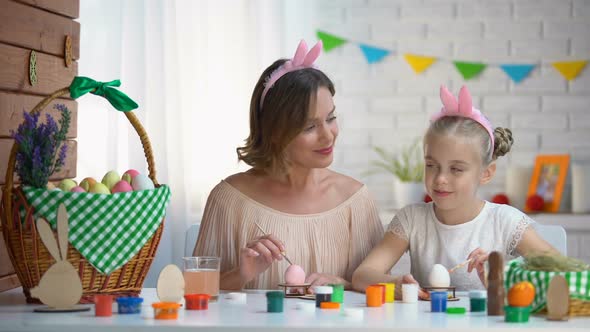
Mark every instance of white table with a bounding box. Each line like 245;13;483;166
0;288;588;331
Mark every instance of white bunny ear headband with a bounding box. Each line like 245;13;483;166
431;85;495;158
259;39;323;109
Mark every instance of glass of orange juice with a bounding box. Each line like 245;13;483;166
182;256;220;301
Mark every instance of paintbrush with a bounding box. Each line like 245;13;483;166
448;258;473;273
254;222;294;265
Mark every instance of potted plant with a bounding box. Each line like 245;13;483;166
367;139;425;208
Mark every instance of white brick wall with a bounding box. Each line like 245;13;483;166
315;0;590;211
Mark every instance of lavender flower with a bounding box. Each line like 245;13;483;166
11;104;71;188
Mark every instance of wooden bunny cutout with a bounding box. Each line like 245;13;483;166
31;204;87;312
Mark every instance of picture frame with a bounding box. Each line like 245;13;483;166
525;154;570;213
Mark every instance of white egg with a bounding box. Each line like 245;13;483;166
428;264;450;287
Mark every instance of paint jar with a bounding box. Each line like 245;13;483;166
505;305;531;323
370;284;386;304
185;294;211;310
402;284;419;303
152;302;181;320
329;284;344;303
366;285;383;307
225;292;247;305
116;297;143;314
266;291;284;313
446;307;466;314
469;290;487;312
430;291;447;312
320;302;340;309
94;294;113;317
314;286;333;308
379;283;395;303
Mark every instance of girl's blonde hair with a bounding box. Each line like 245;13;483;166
427;116;514;165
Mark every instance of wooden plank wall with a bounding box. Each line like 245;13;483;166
0;0;79;292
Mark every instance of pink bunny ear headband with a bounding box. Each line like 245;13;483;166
259;39;323;109
431;85;495;158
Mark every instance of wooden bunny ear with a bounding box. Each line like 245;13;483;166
440;85;458;112
458;85;473;115
36;218;62;261
57;204;69;261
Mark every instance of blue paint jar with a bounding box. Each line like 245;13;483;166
430;291;447;312
116;297;143;314
313;286;333;308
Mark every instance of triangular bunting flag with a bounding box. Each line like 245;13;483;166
500;64;536;83
404;54;437;74
552;61;588;81
454;61;487;80
359;44;391;64
316;31;347;52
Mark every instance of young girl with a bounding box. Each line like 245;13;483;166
352;86;558;299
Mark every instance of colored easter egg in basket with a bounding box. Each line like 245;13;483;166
80;177;97;191
112;180;133;194
122;169;140;182
46;182;57;190
58;179;77;192
429;264;450;287
132;174;155;191
90;182;111;194
70;186;86;193
102;171;121;190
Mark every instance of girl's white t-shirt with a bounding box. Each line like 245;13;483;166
387;201;533;291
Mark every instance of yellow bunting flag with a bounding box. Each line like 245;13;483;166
552;61;588;81
404;54;437;74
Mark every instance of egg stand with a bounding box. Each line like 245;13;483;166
277;283;314;300
422;286;459;301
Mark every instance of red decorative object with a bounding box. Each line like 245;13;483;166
491;193;510;205
526;194;544;211
424;194;432;203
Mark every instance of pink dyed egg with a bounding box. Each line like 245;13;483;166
111;180;133;194
70;186;86;193
124;169;140;179
284;264;306;285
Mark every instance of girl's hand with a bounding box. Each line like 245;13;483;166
239;234;285;284
393;274;429;300
305;273;350;290
467;247;490;287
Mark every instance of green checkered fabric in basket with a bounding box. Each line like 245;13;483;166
22;185;171;275
505;258;590;313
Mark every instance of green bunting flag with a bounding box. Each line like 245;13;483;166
453;61;487;80
316;30;347;52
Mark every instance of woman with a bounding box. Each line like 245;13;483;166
193;40;383;290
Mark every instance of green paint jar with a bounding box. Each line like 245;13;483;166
469;290;487;312
504;305;531;323
330;284;344;303
266;291;284;313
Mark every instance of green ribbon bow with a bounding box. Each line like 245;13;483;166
69;76;139;112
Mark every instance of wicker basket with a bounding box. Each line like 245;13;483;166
1;87;164;304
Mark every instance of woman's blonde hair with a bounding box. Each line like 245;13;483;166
236;59;335;174
427;116;514;165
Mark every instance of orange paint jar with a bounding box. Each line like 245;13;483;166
320;302;341;309
185;293;211;310
366;285;383;307
370;284;386;304
94;295;113;317
152;302;181;320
